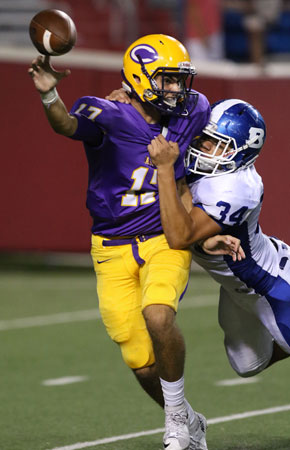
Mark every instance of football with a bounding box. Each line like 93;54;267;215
29;9;77;56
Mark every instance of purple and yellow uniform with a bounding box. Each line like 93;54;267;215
70;93;210;368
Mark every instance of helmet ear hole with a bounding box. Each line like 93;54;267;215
133;74;141;84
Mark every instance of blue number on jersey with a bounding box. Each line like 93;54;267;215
216;201;248;226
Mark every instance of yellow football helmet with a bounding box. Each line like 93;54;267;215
122;34;197;115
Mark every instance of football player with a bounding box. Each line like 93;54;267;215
29;34;218;450
147;99;290;383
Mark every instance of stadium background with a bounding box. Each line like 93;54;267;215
1;2;290;450
1;0;290;255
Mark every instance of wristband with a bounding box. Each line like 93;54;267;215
40;87;59;107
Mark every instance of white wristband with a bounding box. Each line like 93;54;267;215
40;88;59;107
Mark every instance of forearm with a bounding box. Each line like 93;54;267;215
29;55;77;136
148;135;221;249
41;89;77;136
157;166;195;249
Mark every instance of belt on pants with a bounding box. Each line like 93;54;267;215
101;234;161;265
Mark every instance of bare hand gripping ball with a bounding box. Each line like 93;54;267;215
29;9;77;56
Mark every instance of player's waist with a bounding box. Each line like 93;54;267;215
99;233;162;246
91;212;163;236
95;233;163;265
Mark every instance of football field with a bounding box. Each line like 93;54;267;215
1;266;290;450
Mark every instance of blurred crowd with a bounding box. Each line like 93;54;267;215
174;0;290;65
2;0;290;65
222;0;290;64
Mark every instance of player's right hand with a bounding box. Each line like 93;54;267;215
28;55;71;93
148;134;180;168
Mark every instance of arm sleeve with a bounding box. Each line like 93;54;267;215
69;112;104;145
69;96;119;145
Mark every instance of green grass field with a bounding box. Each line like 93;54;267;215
1;266;290;450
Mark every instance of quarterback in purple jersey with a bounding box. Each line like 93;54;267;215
29;33;239;450
70;92;209;236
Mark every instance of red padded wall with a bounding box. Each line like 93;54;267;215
1;61;289;251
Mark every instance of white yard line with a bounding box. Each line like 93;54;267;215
215;377;261;386
207;404;290;424
47;404;290;450
0;309;101;330
0;296;217;331
42;376;89;386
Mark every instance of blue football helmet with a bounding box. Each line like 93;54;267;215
185;99;266;177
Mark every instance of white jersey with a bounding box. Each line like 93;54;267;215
189;165;286;294
188;165;290;372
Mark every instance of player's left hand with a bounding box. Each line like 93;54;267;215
105;88;131;103
201;235;246;261
148;134;179;168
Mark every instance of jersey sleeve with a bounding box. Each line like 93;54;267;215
69;96;121;145
191;172;262;230
193;91;211;131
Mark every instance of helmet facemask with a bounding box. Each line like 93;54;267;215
185;126;240;177
140;62;196;116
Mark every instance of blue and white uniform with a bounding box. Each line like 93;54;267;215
189;165;290;376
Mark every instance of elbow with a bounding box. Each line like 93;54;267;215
171;241;188;250
50;114;77;136
52;122;74;136
166;235;191;250
166;229;198;250
52;125;64;135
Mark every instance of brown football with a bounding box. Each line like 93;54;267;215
29;9;77;56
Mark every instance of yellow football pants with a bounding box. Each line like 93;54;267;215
91;234;191;369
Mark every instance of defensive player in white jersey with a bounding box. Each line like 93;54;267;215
148;99;290;382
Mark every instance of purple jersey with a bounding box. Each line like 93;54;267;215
70;93;210;236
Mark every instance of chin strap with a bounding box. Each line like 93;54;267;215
121;81;132;93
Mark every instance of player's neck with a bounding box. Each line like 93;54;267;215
131;98;161;124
